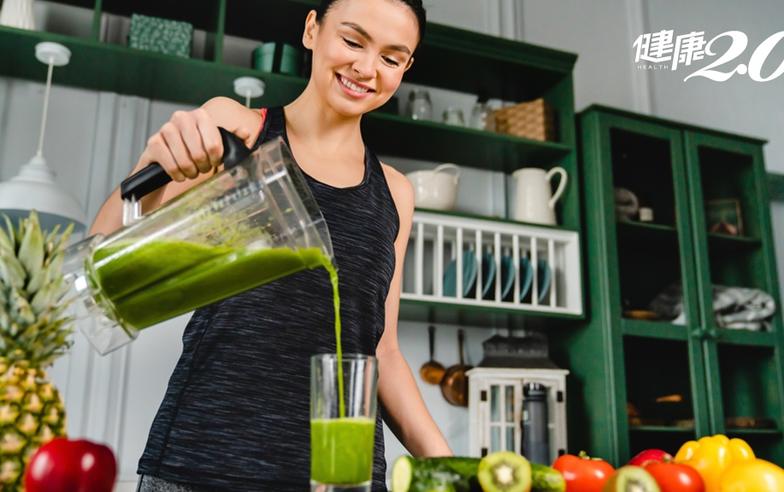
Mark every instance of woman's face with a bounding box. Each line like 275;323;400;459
303;0;419;117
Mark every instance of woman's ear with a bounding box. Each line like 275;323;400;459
404;56;415;72
302;10;319;49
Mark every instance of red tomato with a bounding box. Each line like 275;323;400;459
25;438;117;492
645;461;704;492
629;449;673;467
553;452;615;492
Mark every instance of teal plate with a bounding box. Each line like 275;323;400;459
443;250;477;297
536;259;551;303
480;251;497;299
500;255;515;300
518;257;534;302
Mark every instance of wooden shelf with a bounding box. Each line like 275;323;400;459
716;327;776;347
364;112;571;171
414;207;579;232
628;425;695;433
618;221;677;234
46;0;577;101
727;428;783;437
223;0;577;100
707;232;762;251
400;298;583;327
616;221;679;251
0;26;572;172
622;319;689;341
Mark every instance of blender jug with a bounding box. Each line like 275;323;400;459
63;131;333;355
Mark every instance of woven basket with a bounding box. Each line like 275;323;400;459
492;99;557;141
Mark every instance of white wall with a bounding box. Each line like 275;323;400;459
3;0;784;490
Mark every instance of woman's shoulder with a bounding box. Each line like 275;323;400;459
379;161;414;226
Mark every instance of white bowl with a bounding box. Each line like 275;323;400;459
405;163;461;210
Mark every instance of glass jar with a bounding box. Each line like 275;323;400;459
442;106;465;126
407;89;432;121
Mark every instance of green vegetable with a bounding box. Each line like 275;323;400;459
391;456;481;492
531;463;566;492
391;453;559;492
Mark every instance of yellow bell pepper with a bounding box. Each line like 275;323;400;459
720;459;784;492
674;434;755;492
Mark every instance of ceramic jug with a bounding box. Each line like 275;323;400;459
511;167;568;225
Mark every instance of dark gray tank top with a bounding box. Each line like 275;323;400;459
138;106;400;491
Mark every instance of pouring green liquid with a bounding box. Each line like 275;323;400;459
91;241;329;330
91;240;350;418
91;239;368;482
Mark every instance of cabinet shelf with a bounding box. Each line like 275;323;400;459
707;232;762;251
416;208;579;232
621;319;688;341
223;1;577;100
365;112;572;171
0;25;572;172
716;327;776;347
616;221;679;249
727;428;783;437
628;425;694;433
618;221;677;234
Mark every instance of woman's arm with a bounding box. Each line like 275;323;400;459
88;97;262;236
376;163;453;457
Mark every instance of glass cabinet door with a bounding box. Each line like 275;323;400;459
683;131;784;463
593;114;712;460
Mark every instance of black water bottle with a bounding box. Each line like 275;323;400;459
522;383;550;464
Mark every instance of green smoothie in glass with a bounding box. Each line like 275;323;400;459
310;417;376;485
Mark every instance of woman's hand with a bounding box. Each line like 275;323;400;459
88;97;261;236
136;108;225;182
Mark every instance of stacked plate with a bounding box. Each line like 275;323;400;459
443;250;551;303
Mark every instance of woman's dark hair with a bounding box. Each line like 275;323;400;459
315;0;426;50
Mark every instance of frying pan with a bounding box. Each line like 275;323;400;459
440;329;471;407
419;325;445;384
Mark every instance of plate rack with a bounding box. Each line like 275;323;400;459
402;211;583;316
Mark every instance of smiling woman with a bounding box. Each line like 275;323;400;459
84;0;453;491
308;0;424;116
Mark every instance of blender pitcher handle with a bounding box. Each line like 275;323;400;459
120;127;251;201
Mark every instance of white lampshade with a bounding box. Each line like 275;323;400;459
0;41;86;233
0;154;86;232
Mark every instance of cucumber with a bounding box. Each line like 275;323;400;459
391;456;482;492
391;454;561;492
531;463;566;492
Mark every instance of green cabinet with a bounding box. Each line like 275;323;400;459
564;105;784;465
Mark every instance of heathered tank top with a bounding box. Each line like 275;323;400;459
137;105;400;491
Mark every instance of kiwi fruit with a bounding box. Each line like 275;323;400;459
603;466;660;492
477;451;532;492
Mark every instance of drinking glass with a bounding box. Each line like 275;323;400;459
310;354;378;492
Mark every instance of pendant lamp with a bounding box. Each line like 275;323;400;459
0;41;86;233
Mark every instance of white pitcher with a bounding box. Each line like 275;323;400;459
512;167;568;225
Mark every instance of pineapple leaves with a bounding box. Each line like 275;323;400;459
0;211;76;367
18;211;45;284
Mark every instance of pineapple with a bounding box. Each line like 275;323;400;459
0;211;74;490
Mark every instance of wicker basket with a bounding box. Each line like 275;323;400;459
492;98;557;141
